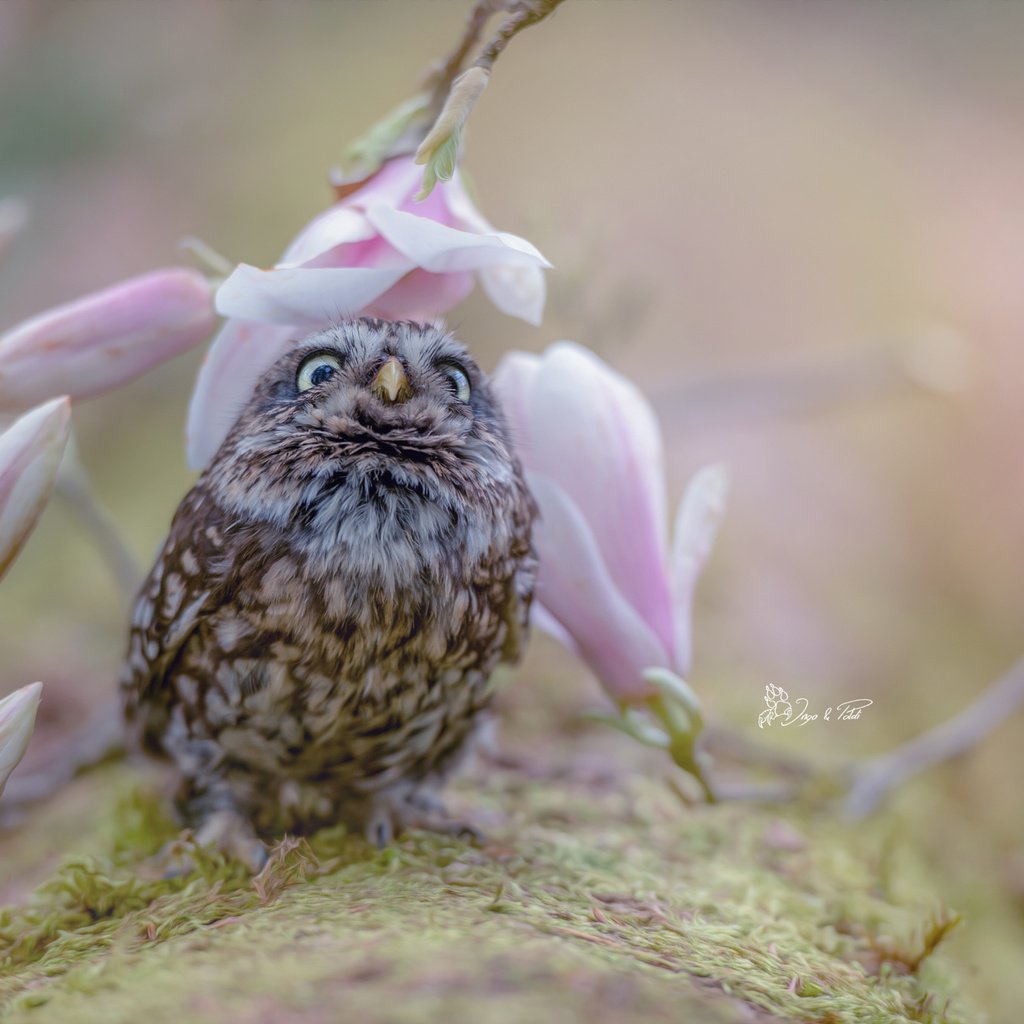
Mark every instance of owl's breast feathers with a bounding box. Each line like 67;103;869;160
120;465;536;787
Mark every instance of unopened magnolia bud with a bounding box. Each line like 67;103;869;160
0;268;216;413
0;682;42;797
0;397;71;580
414;67;490;199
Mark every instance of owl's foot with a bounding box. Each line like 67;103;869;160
142;810;268;879
364;790;484;848
194;808;269;872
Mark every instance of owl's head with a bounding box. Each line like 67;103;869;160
206;320;525;555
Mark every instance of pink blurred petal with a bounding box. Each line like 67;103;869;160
0;269;215;413
530;601;581;657
529;472;670;703
0;681;42;797
492;350;542;452
522;342;675;657
670;464;729;675
0;398;71;580
186;321;298;470
366;205;551;274
215;264;413;328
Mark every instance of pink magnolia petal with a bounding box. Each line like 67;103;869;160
530;601;581;657
366;205;551;274
0;681;42;797
522;342;675;657
670;464;729;675
279;207;377;267
491;350;542;453
0;269;216;413
444;172;493;235
215;264;413;328
478;263;546;325
0;398;71;580
346;157;425;210
529;472;670;703
186;321;298;470
364;267;475;321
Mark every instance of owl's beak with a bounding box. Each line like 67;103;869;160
370;356;412;404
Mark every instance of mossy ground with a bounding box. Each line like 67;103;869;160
0;741;973;1024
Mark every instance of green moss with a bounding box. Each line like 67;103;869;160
0;762;973;1024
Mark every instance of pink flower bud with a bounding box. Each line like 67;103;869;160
493;342;727;704
0;397;71;581
186;156;550;469
0;682;42;797
0;268;216;413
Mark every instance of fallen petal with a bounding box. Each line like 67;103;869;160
0;398;71;580
0;682;42;797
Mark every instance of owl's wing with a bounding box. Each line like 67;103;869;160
120;490;235;752
498;483;538;665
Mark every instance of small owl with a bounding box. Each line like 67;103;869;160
121;319;536;869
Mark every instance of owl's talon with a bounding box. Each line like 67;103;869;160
366;813;394;850
195;809;269;872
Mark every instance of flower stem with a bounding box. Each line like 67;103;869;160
55;435;141;601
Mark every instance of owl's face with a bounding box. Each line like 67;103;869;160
203;320;524;574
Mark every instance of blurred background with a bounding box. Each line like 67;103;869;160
1;0;1022;1016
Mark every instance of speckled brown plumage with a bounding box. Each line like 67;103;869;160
121;320;536;867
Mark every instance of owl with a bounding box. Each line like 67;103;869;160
121;319;536;869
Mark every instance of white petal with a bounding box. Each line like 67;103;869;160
0;398;71;580
366;205;551;274
479;263;546;325
0;681;42;796
443;172;492;235
523;342;675;657
529;472;670;703
278;207;376;267
186;320;299;470
215;264;413;328
670;464;729;674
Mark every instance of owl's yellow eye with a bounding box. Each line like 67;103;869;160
297;352;342;393
439;363;471;403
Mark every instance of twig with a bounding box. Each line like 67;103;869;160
424;0;503;118
414;0;567;196
55;435;141;601
843;655;1024;817
474;0;566;72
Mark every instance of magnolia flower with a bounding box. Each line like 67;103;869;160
187;155;550;469
0;268;216;414
493;342;727;794
0;682;42;797
0;397;71;581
